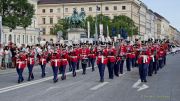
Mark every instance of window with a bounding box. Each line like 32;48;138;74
42;28;46;35
42;9;45;13
50;18;53;24
97;6;101;11
122;6;126;10
50;28;54;35
81;8;84;11
26;35;28;43
30;36;33;43
23;35;25;44
18;35;20;43
42;18;46;24
105;6;109;11
50;9;53;13
34;36;36;44
114;6;117;10
5;34;7;43
57;8;61;13
89;7;92;12
65;8;68;12
14;35;16;43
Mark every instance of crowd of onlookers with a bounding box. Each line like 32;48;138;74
0;43;35;70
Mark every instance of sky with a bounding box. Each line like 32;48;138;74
141;0;180;30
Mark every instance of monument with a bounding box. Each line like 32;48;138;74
65;8;86;40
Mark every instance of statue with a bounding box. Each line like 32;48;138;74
65;8;86;28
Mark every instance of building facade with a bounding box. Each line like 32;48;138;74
139;2;147;37
37;0;141;35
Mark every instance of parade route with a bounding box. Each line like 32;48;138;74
0;54;179;101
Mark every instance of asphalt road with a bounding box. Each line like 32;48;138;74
0;54;179;101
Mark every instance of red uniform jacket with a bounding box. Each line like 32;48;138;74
27;56;35;65
61;50;68;66
107;48;116;63
16;56;26;69
89;48;97;59
70;50;78;62
97;55;108;65
39;55;47;65
80;48;88;60
119;45;127;56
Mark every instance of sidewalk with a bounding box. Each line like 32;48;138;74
0;68;15;75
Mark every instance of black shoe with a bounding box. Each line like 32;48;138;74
115;74;119;77
21;79;24;82
92;68;95;72
141;80;144;82
54;79;58;83
100;79;104;82
61;76;64;80
31;76;34;80
18;80;21;83
148;74;152;76
144;80;147;83
73;72;76;77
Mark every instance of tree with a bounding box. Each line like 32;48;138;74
53;19;69;39
0;0;35;31
112;15;138;37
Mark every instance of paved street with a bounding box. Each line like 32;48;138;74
0;54;179;101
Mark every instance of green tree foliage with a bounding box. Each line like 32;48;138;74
53;19;69;39
112;15;138;37
53;14;138;38
0;0;35;31
85;15;137;37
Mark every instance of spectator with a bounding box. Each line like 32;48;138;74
0;45;4;70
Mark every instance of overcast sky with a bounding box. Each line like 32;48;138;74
141;0;180;30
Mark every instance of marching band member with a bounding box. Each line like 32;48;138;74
119;41;127;74
158;46;165;69
38;52;47;78
27;49;35;81
89;45;97;72
137;49;151;82
97;44;108;82
76;45;81;70
70;46;78;77
126;41;133;71
51;52;60;83
130;47;136;68
107;43;116;79
16;52;26;83
80;44;89;75
60;47;68;80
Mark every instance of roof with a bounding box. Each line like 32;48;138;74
38;0;128;4
154;12;169;23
